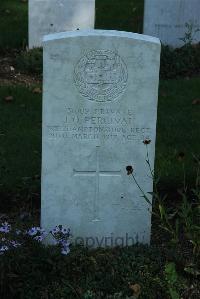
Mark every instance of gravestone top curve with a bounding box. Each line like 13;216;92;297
43;29;161;44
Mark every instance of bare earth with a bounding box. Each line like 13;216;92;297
0;53;41;86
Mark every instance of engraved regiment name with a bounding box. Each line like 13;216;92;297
47;107;151;142
74;49;128;102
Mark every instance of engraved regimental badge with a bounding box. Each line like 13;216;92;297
74;49;128;102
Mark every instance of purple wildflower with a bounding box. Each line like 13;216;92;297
34;232;47;242
0;222;11;233
51;225;71;255
27;227;38;236
60;240;70;255
10;240;21;248
26;226;47;242
52;226;61;236
61;246;70;255
61;227;70;235
0;245;9;255
27;227;45;236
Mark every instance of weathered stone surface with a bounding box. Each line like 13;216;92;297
143;0;200;47
29;0;95;48
41;30;160;247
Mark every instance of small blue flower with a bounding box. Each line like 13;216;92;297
61;227;70;236
61;246;70;255
10;240;21;248
0;245;9;255
34;232;47;242
27;227;45;237
51;226;59;235
0;222;11;233
27;227;37;236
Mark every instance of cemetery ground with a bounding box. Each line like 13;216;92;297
1;55;200;298
0;1;200;299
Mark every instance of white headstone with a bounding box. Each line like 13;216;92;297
143;0;200;47
42;30;160;247
29;0;95;48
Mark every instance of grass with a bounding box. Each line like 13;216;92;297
0;0;28;49
0;243;169;299
0;0;144;49
156;78;200;189
0;85;41;199
95;0;144;33
0;78;199;198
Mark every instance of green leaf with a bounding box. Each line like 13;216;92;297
169;288;180;299
184;265;200;277
165;262;178;284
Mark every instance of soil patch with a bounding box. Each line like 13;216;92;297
0;50;41;86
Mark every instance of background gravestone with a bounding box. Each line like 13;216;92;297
29;0;95;48
42;30;160;247
143;0;200;47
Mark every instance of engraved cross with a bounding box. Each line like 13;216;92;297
73;146;121;221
